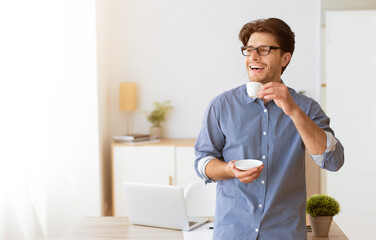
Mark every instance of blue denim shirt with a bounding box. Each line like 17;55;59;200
194;84;344;240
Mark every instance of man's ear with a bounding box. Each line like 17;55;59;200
281;52;292;67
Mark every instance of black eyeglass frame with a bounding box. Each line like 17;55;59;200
240;45;284;56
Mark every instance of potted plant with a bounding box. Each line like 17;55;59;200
144;100;173;138
306;194;340;237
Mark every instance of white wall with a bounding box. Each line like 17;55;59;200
326;10;376;239
103;0;321;138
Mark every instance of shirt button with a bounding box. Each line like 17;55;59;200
259;204;263;208
261;180;265;184
263;132;267;136
262;155;266;159
255;228;259;232
264;109;267;113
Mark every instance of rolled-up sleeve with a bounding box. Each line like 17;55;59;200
307;100;345;172
197;156;216;182
194;99;225;183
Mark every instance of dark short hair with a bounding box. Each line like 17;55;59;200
238;18;295;74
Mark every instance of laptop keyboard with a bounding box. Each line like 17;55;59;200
189;221;198;227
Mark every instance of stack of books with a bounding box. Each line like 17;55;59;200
112;134;160;144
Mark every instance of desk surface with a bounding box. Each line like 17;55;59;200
69;217;348;240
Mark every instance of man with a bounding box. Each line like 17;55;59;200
194;18;344;240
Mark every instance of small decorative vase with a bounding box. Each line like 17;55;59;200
309;215;333;237
150;126;162;138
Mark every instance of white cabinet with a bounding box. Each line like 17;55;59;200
175;146;200;188
112;139;201;216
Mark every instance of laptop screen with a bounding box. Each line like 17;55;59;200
123;182;190;230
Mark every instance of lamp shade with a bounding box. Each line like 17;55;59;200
119;82;137;111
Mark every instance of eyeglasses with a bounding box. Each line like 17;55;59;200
241;45;283;56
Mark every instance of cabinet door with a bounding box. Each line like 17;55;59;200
113;146;175;216
175;146;202;189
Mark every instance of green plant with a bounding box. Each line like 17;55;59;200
145;100;173;127
306;194;340;217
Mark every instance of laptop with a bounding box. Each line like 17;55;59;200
122;182;210;231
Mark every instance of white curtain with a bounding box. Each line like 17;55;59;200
0;1;100;239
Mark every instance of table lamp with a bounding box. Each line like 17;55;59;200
119;82;137;135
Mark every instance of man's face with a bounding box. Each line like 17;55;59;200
245;32;291;84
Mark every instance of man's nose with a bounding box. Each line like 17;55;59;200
250;49;260;60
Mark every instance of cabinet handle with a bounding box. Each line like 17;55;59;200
169;176;173;186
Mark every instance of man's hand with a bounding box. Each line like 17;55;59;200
258;82;327;155
227;160;264;183
258;82;299;117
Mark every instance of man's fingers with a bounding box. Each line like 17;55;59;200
239;172;262;183
236;167;259;177
229;160;237;170
259;84;285;97
229;160;264;183
235;165;264;183
263;94;277;100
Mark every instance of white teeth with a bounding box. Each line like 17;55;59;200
251;66;264;70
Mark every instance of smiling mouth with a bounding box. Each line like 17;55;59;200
251;66;264;70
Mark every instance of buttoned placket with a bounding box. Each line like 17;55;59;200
255;103;269;234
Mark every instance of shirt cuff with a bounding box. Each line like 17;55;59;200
310;131;338;167
197;156;216;182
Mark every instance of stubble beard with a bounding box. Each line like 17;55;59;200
248;69;281;85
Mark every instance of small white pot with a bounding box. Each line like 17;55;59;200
150;126;162;138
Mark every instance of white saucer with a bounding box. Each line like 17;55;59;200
234;159;263;170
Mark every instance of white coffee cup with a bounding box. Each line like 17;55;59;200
246;82;262;98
